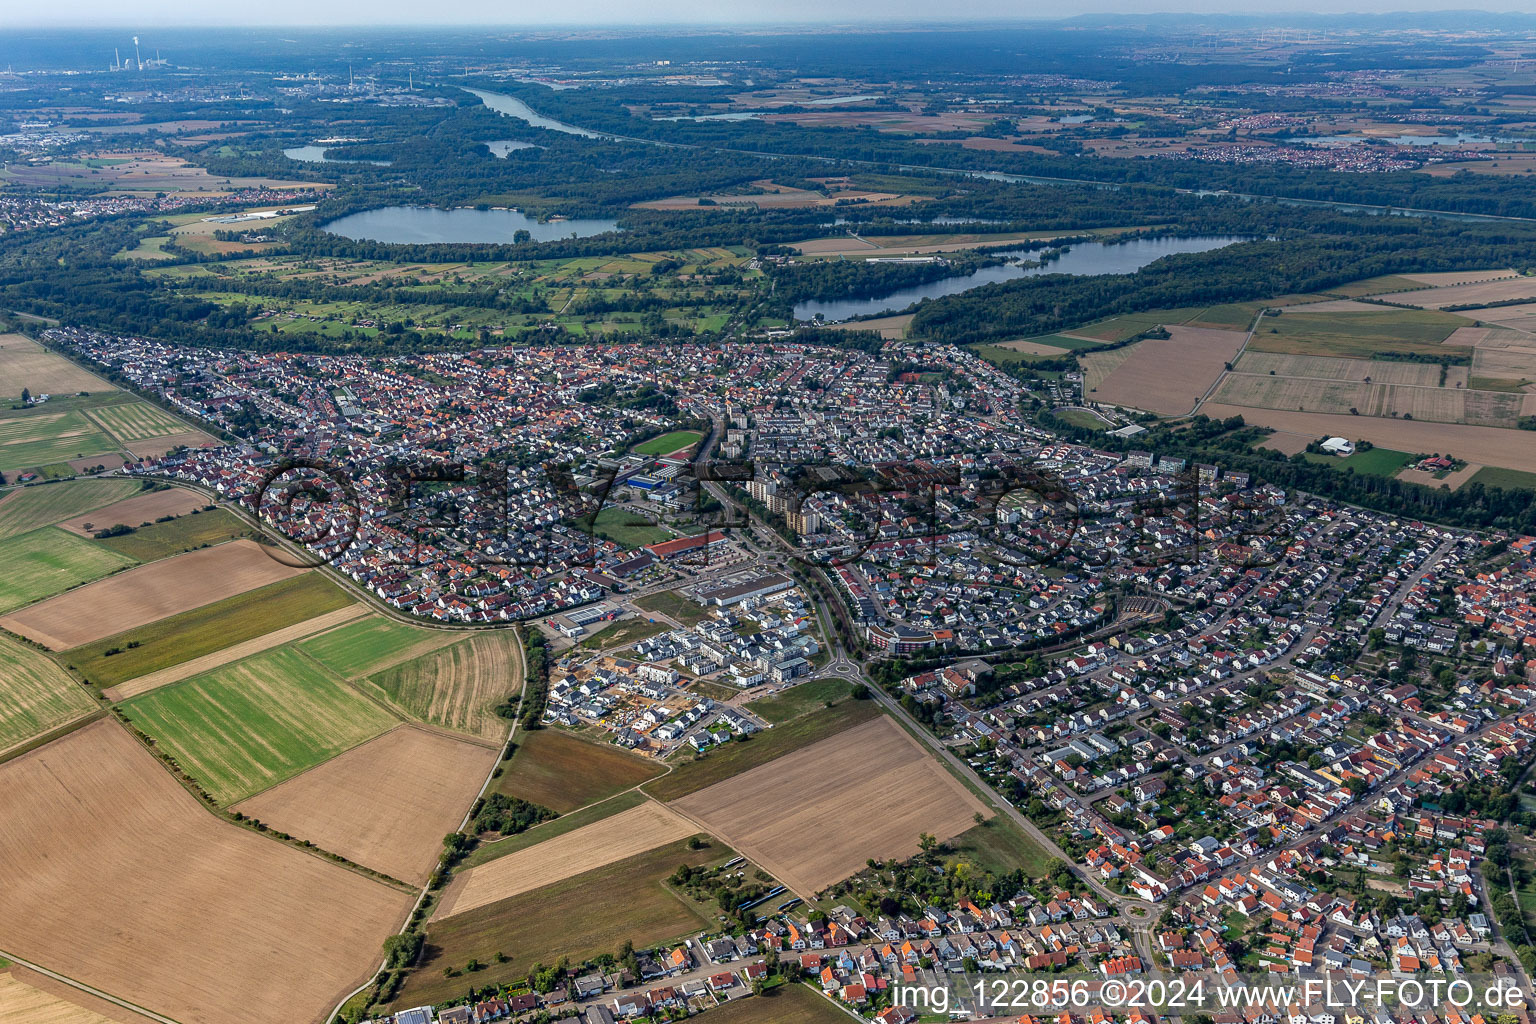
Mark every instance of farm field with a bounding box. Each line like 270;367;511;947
0;527;136;615
462;790;648;868
632;429;703;456
363;630;523;741
1232;351;1445;386
1302;447;1415;477
0;407;117;473
1084;325;1248;415
642;698;882;801
298;613;461;679
1401;270;1518;287
1201;403;1536;474
82;402;195;444
0;719;411;1024
1373;276;1536;310
0;478;142;541
670;715;988;896
492;728;662;813
1470;466;1536;491
0;969;126;1024
432;798;697;920
119;646;399;804
1246;307;1473;360
104;604;368;701
95;509;255;561
400;837;722;1009
1060;306;1209;343
0;632;97;757
0;334;109;400
233;725;498;885
65;572;353;689
0;539;301;649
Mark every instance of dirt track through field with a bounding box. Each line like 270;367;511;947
103;604;367;701
669;715;987;896
433;798;696;920
234;725;497;885
0;540;300;649
0;719;411;1024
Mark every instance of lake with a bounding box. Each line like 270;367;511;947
1298;132;1526;148
321;206;621;244
465;87;614;140
283;145;391;166
792;235;1247;322
486;140;540;157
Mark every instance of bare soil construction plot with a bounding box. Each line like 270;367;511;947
103;604;367;701
0;335;110;399
1089;326;1248;415
55;486;207;536
0;539;300;649
1373;277;1536;309
433;798;696;920
669;715;988;896
233;725;497;885
1203;403;1536;473
0;720;411;1024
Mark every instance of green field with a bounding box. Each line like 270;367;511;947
96;509;255;562
298;614;448;679
87;401;194;442
396;837;724;1008
643;699;882;801
0;526;136;613
121;647;399;804
364;631;521;741
1052;408;1111;430
1250;307;1473;360
944;815;1057;880
634;589;711;626
0;632;97;754
493;728;663;813
461;790;647;869
1470;466;1536;491
67;573;353;688
967;343;1071;367
1302;447;1414;477
0;406;117;472
0;478;142;540
577;615;670;650
632;429;703;456
745;677;855;724
695;985;849;1024
585;505;673;549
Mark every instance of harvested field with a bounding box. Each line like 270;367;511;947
1081;346;1134;394
1401;270;1518;286
53;484;200;536
1232;351;1442;386
996;338;1072;356
1374;277;1536;310
0;632;96;756
233;726;497;884
83;403;191;444
1248;307;1473;360
0;720;411;1024
364;631;522;741
103;604;367;701
0;970;124;1024
0;478;142;540
67;573;353;689
0;527;136;615
1210;373;1363;415
0;335;109;399
493;728;662;813
670;715;987;896
1088;326;1248;415
1272;298;1383;313
1212;374;1530;427
823;313;911;339
0;539;300;649
120;646;399;804
1258;433;1313;455
1201;403;1536;474
298;614;462;680
433;798;696;920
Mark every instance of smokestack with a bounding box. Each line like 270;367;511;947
133;36;141;70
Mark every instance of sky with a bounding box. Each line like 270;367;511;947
11;0;1536;27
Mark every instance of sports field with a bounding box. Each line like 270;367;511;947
400;837;722;1008
233;725;497;884
0;527;136;614
670;715;987;895
632;429;703;456
65;573;354;689
0;633;97;756
298;614;461;679
0;720;411;1024
493;728;662;812
0;408;117;472
0;539;301;649
365;631;522;740
0;478;141;541
120;646;399;804
0;334;108;400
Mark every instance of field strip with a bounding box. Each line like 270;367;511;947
102;604;368;702
0;958;174;1024
432;798;697;921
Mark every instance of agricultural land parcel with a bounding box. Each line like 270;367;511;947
0;334;109;400
0;720;411;1024
362;630;523;741
0;527;136;615
0;632;97;757
0;478;142;540
492;727;662;812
